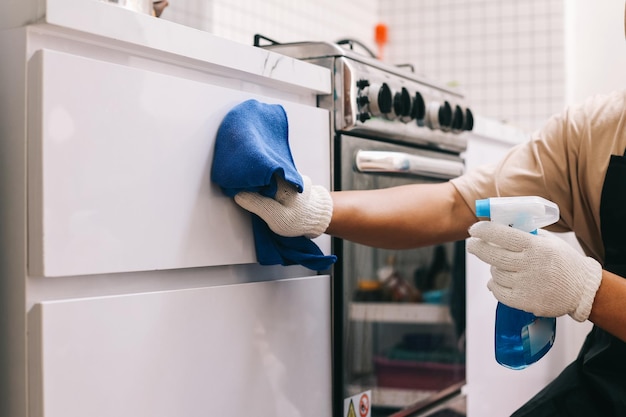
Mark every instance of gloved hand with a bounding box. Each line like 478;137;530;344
234;175;333;239
467;221;603;322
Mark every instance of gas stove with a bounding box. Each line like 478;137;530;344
254;37;471;417
254;36;473;154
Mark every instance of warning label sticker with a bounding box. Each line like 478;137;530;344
344;390;371;417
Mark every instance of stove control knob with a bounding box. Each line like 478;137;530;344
356;80;372;122
426;100;453;131
356;79;370;89
377;83;393;115
412;92;426;122
363;82;393;118
394;87;413;122
451;105;465;132
463;108;474;131
358;112;371;123
438;101;453;130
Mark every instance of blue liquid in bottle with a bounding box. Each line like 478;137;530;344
495;303;556;370
475;196;560;369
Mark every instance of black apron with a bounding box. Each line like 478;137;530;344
511;151;626;416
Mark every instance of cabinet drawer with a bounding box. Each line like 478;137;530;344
28;275;332;417
27;50;331;277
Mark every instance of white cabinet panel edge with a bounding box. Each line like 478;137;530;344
28;49;331;277
22;0;331;95
28;275;332;417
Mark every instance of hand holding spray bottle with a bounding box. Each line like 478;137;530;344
475;196;560;370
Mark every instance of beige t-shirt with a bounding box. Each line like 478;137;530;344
451;90;626;263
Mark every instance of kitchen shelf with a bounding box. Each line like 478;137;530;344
350;302;453;324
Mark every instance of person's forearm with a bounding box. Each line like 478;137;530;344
588;269;626;343
326;182;476;249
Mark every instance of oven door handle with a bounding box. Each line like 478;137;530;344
355;150;464;179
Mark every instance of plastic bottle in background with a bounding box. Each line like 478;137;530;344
377;255;421;302
475;196;560;370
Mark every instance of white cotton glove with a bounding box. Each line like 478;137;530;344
234;175;333;239
467;221;603;322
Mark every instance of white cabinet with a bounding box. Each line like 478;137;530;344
28;49;330;277
0;3;333;417
29;276;331;417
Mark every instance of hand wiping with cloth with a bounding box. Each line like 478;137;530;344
235;175;332;239
211;99;335;271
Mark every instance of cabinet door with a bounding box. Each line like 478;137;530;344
27;49;331;277
28;275;332;417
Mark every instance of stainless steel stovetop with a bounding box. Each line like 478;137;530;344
254;37;473;154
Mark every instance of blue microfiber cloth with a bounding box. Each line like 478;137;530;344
211;99;336;271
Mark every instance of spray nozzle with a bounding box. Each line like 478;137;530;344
475;196;560;233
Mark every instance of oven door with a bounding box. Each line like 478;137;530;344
333;134;466;417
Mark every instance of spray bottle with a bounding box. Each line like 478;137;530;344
475;196;560;370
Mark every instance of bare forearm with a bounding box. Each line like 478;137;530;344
326;182;476;249
589;270;626;343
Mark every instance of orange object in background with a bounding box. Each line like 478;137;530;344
375;23;388;60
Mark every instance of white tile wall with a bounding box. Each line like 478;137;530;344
380;0;566;132
161;0;566;132
163;0;379;53
160;0;213;31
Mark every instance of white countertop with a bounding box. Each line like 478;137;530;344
472;115;531;146
8;0;331;95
